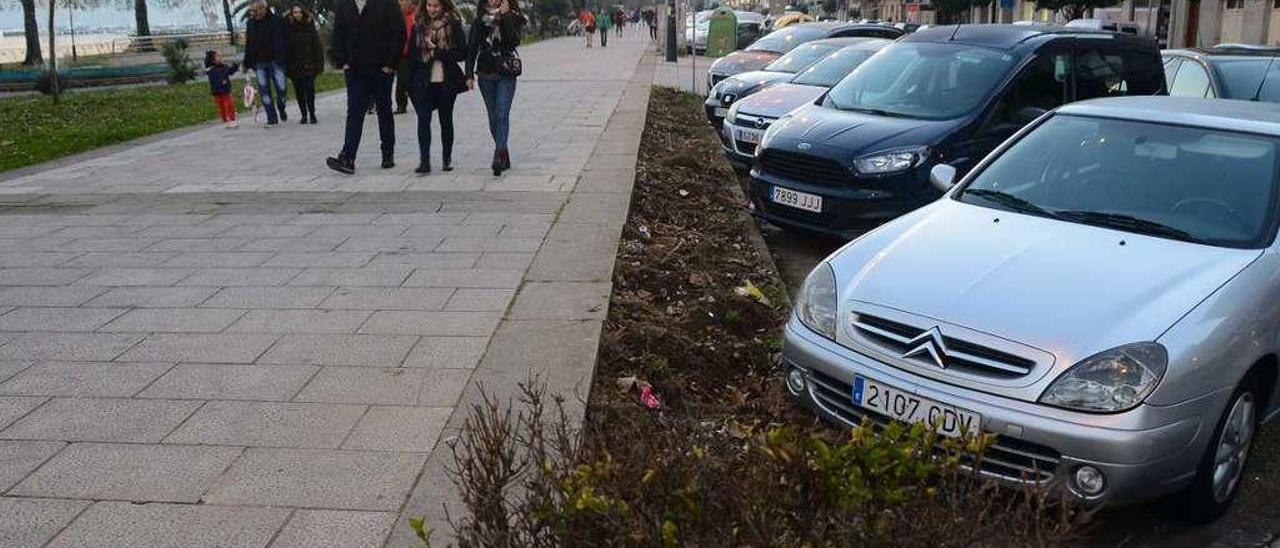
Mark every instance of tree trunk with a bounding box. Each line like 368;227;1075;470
135;0;151;36
48;0;58;103
134;0;152;52
222;0;237;45
21;0;41;65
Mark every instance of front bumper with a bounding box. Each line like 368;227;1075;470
719;119;758;169
749;167;927;239
782;319;1229;504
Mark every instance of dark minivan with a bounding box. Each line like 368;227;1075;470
750;24;1165;238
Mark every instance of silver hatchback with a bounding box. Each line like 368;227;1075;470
784;96;1280;519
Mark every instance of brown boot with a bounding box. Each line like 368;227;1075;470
499;150;511;171
491;150;502;177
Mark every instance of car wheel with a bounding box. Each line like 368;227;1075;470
1174;376;1260;522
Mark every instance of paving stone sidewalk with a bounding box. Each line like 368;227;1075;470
0;33;655;548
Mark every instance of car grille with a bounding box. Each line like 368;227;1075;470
737;142;757;155
807;369;1060;483
733;115;774;129
758;149;848;186
852;312;1036;379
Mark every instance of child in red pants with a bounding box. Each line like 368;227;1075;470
204;50;240;128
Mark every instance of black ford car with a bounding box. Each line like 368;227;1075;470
750;24;1165;238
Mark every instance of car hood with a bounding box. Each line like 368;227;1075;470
765;103;954;157
715;71;792;102
734;83;825;120
829;201;1263;366
709;51;780;76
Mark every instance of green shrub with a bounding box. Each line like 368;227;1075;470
162;39;197;84
422;381;1089;548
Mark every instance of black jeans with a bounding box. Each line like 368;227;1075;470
395;58;413;112
410;79;458;164
600;27;608;47
291;75;316;118
340;68;396;161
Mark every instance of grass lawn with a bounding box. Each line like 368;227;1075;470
0;71;345;173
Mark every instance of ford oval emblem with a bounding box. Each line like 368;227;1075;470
797;142;812;151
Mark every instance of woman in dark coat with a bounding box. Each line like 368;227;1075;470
466;0;524;176
284;3;325;124
407;0;468;173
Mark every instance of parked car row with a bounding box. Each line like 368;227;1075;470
704;21;903;93
713;22;1280;519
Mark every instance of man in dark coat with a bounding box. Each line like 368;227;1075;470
244;0;290;126
326;0;406;173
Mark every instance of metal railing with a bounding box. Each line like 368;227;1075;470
112;31;237;54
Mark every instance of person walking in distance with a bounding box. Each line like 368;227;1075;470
580;8;596;48
596;6;611;48
407;0;467;174
615;7;625;38
244;0;289;126
284;3;324;124
326;0;406;174
466;0;524;176
394;0;418;114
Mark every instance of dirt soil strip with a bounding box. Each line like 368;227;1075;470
587;85;798;433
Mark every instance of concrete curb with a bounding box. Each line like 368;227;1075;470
383;51;657;548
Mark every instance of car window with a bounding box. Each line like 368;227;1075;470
1162;57;1182;87
791;45;881;86
1168;61;1215;97
824;41;1015;120
765;43;839;73
1075;49;1129;98
958;114;1279;248
749;25;826;53
833;27;900;39
1244;58;1280;102
1212;57;1271;99
987;53;1070;129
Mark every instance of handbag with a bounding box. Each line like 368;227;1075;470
493;50;522;77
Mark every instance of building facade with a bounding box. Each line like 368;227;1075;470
858;0;1280;48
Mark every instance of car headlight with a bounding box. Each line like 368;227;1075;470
796;263;838;340
853;146;929;176
1039;342;1167;413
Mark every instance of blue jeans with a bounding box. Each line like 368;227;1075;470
340;68;396;162
477;76;516;151
254;61;288;124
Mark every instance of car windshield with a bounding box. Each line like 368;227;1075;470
749;25;827;53
1211;57;1273;98
765;43;839;73
957;114;1280;248
824;42;1015;119
791;45;881;87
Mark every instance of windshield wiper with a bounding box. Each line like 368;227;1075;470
962;189;1056;218
843;106;896;117
1054;210;1197;242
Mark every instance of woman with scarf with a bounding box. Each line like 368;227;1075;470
284;3;324;124
407;0;468;173
466;0;525;176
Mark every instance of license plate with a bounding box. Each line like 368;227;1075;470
713;107;728;118
853;376;981;439
771;186;822;213
735;128;763;145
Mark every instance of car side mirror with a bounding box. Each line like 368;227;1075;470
930;164;957;192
